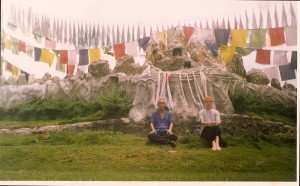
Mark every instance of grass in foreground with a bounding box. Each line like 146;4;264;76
0;129;297;181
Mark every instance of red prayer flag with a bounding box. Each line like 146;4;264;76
59;50;68;64
19;40;26;53
255;49;271;64
113;43;126;60
183;26;194;41
268;27;285;46
67;64;75;75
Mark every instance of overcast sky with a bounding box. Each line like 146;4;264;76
1;0;298;87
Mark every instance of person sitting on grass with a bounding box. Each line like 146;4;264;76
147;98;177;147
199;96;223;151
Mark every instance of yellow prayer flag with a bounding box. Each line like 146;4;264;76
5;39;11;49
231;30;247;47
89;48;101;63
48;52;55;67
40;49;55;67
12;66;19;76
219;45;236;64
158;32;165;42
40;48;49;64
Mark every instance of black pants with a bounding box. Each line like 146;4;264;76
147;130;178;144
200;126;221;142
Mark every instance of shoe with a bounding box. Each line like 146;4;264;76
169;141;176;147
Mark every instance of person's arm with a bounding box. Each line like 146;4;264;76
150;122;157;134
167;122;174;134
199;111;211;126
213;110;221;126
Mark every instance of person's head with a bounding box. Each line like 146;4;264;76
157;98;167;111
204;96;214;110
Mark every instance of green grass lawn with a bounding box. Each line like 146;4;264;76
0;129;297;181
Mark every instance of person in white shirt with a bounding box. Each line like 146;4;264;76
199;96;222;151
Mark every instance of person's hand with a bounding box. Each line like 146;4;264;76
167;130;173;135
150;130;157;134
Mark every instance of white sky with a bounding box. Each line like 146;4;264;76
0;0;298;87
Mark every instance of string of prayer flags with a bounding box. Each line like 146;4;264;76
255;49;271;64
279;63;296;81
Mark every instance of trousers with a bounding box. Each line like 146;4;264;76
147;130;178;144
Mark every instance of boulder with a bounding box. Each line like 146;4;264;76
88;60;111;78
0;76;7;86
246;68;269;85
27;75;37;85
226;55;246;77
271;78;281;90
7;75;17;85
282;82;296;92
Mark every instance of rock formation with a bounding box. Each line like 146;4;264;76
0;26;297;125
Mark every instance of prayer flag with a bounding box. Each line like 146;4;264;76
166;27;176;45
259;9;263;28
267;9;272;28
255;49;271;64
56;62;66;73
34;47;42;61
282;4;288;27
113;43;126;60
59;50;68;64
284;26;297;46
219;45;235;64
89;48;101;63
239;15;243;29
125;41;139;56
245;11;249;29
274;6;278;28
235;47;254;57
290;2;297;26
138;37;150;51
273;51;288;65
19;40;26;53
68;50;77;65
67;64;75;75
45;38;56;49
214;29;230;46
290;51;297;69
252;11;258;29
268;27;285;46
249;29;266;48
183;26;194;41
279;63;296;81
262;67;279;81
127;26;131;42
79;49;89;66
231;29;247;47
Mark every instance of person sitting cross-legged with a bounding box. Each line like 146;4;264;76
147;98;178;147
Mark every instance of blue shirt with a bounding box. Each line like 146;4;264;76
150;110;173;131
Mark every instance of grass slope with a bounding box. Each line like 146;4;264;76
0;130;296;181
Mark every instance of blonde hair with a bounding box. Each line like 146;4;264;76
204;96;213;101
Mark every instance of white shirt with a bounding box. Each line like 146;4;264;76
199;109;221;123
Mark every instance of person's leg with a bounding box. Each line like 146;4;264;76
148;133;169;144
212;126;222;150
201;126;216;150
